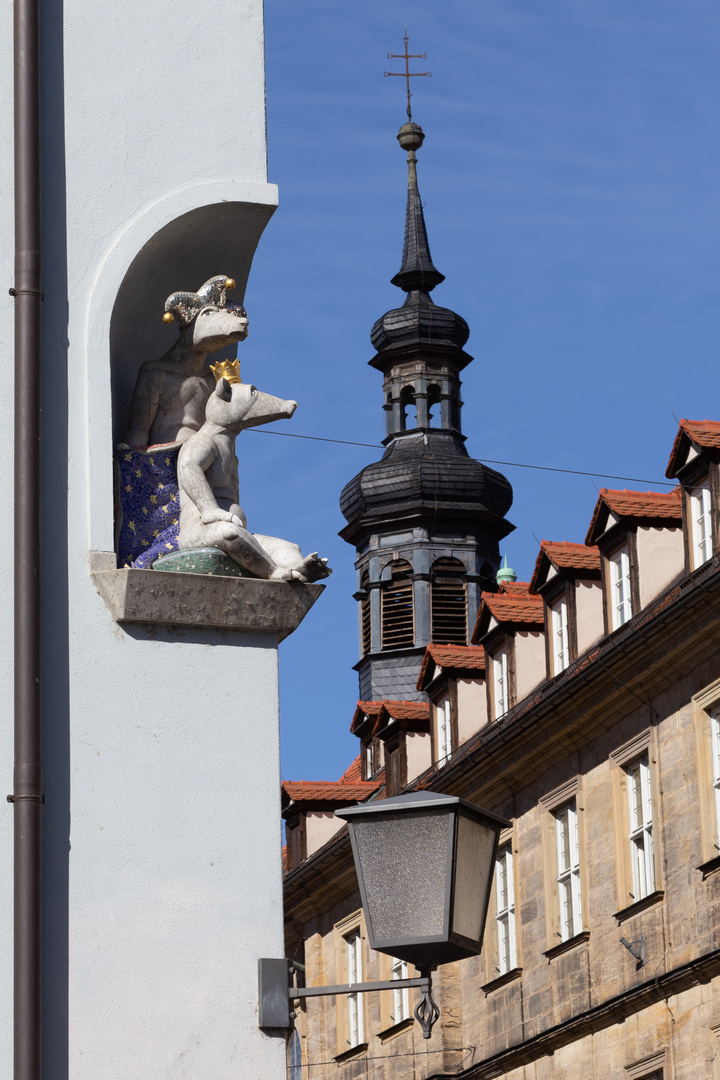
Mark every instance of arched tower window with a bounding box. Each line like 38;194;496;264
381;560;414;649
431;557;468;644
399;385;416;431
427;383;441;426
360;573;372;657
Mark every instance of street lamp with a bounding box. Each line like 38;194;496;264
259;789;509;1038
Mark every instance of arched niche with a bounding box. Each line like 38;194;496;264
110;200;275;445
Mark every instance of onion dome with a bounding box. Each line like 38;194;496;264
340;432;513;527
496;555;518;584
370;290;469;355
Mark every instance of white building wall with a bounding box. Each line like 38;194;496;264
514;631;546;702
1;0;288;1076
636;525;685;609
575;579;605;655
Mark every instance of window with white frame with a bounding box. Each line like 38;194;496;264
436;697;452;762
554;801;582;940
550;597;570;674
495;846;516;975
390;956;410;1024
627;756;654;900
492;650;509;720
345;930;364;1047
609;546;633;629
690;484;713;568
711;709;720;844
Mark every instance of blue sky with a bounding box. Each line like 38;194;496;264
235;1;720;782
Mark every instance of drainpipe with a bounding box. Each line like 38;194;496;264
11;0;43;1070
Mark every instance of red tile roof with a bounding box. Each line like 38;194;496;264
379;700;430;722
498;580;532;595
471;585;544;644
282;780;379;804
350;700;384;736
666;419;720;477
338;755;362;784
529;541;601;594
417;644;485;690
586;487;681;544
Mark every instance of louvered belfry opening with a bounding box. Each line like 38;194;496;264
431;557;468;644
381;560;415;649
360;574;372;657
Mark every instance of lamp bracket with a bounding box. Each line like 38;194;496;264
620;935;645;966
258;959;440;1038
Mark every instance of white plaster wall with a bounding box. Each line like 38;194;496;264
636;525;685;609
456;678;488;743
306;812;344;858
0;0;288;1077
406;731;432;782
575;580;605;655
514;631;547;702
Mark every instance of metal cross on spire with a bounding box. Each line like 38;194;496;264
384;29;431;121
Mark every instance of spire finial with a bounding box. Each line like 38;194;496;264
384;35;444;294
384;29;431;123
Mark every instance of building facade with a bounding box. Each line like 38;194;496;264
282;118;720;1080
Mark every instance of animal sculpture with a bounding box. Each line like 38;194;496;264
125;275;249;447
177;360;331;582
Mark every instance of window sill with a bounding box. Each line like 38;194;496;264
378;1018;414;1042
91;557;323;640
614;889;664;924
543;931;590;961
481;967;523;995
698;855;720;879
334;1043;368;1062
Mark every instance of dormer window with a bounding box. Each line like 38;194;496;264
690;483;713;568
549;597;570;675
492;649;509;720
608;545;632;630
436;697;453;762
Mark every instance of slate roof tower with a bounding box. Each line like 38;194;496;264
340;117;514;701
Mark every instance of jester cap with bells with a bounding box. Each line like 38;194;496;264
162;275;244;326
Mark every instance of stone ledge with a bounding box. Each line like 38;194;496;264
91;562;324;641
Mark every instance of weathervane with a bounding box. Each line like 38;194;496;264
384;29;431;121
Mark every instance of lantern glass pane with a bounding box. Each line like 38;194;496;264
451;812;497;943
351;808;451;942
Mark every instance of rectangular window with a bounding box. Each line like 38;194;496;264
436;698;452;762
627;755;654;900
550;598;570;674
390;956;410;1024
609;546;632;629
495;846;516;974
492;650;508;719
345;929;364;1048
554;802;582;940
711;709;720;844
691;484;713;568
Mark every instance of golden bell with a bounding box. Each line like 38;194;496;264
163;311;174;323
225;278;236;290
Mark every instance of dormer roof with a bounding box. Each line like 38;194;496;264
281;779;380;813
350;701;384;737
338;756;362;784
375;700;431;740
529;540;601;594
471;584;545;644
666;419;720;479
417;643;486;691
585;487;682;546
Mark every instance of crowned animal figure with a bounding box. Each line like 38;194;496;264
175;359;331;582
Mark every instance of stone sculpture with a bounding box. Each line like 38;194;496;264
125;275;248;447
175;359;331;582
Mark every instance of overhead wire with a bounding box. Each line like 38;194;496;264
247;427;675;488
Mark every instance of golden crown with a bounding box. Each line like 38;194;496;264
209;358;242;385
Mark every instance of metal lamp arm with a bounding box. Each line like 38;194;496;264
258;959;440;1039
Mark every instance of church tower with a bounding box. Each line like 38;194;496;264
340;116;515;702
